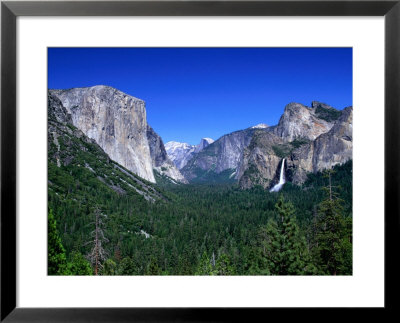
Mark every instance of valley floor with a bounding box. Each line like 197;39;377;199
48;161;352;276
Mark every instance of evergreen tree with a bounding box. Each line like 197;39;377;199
67;251;93;275
48;209;68;275
102;259;117;275
146;256;162;275
177;247;193;275
195;251;215;275
262;196;315;275
118;257;136;275
243;246;270;275
314;170;352;275
215;253;235;275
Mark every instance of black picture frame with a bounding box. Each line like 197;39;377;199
1;0;399;321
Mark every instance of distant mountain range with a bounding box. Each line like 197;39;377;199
49;85;352;190
164;138;214;169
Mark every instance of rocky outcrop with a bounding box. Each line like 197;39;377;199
48;93;72;125
287;106;353;183
237;103;352;189
273;102;335;141
146;125;187;183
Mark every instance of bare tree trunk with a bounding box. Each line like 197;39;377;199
95;213;99;275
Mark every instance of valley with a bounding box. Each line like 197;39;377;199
48;85;353;276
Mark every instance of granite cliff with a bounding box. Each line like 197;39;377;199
180;129;256;183
239;102;352;188
48;92;165;202
146;125;188;184
50;86;185;184
286;105;353;184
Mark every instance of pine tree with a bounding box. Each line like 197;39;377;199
48;209;68;275
314;170;352;275
215;253;235;275
102;259;117;275
262;196;315;275
67;251;92;275
243;246;270;275
118;257;136;275
146;256;161;275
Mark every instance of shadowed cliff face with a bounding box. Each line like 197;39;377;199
146;125;188;184
49;86;185;184
180;129;256;183
237;131;284;189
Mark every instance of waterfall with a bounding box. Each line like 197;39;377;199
270;158;286;192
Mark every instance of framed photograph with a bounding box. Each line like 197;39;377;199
1;0;399;321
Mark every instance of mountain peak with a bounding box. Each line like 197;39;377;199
311;101;334;110
251;123;269;129
275;102;335;141
195;138;214;153
201;138;214;145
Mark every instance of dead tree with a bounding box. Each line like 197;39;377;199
85;207;109;275
323;168;340;201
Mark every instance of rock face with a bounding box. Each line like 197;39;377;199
146;125;188;184
181;129;255;183
273;102;335;141
286;106;353;183
239;103;352;188
165;138;214;170
195;138;214;153
50;85;185;184
48;92;166;202
237;131;284;189
48;93;73;125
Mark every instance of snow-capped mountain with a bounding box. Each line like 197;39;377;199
165;138;214;169
251;123;269;129
164;142;196;170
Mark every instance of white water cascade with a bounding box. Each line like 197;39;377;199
270;158;286;192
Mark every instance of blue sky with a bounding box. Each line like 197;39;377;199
48;48;352;145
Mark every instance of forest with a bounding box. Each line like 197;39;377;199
49;154;352;276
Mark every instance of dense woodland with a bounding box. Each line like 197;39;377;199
49;149;352;275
